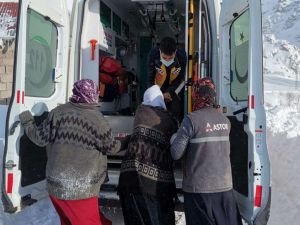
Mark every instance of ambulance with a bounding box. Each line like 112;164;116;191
0;0;271;224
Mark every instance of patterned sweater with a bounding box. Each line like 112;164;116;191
19;102;120;200
118;104;178;199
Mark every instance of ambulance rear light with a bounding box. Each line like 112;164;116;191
254;185;262;207
7;173;14;194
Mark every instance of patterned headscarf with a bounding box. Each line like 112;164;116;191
192;77;216;111
70;79;99;104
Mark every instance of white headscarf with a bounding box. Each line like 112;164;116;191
142;85;167;110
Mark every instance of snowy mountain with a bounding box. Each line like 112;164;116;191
263;0;300;139
262;0;300;225
263;0;300;85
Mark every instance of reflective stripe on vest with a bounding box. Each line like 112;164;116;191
155;64;181;87
189;136;229;143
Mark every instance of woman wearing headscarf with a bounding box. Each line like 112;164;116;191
19;79;119;225
170;78;242;225
118;85;178;225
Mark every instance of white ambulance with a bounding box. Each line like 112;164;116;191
0;0;271;224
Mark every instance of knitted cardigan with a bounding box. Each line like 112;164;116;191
19;102;120;200
118;104;178;199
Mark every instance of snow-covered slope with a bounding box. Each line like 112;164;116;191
262;0;300;225
263;0;300;83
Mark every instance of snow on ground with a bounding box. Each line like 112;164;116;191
0;144;59;225
265;132;300;225
0;198;59;225
262;0;300;224
1;0;300;225
265;91;300;138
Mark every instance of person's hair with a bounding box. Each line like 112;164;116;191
160;37;177;55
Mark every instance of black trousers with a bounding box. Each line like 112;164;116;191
184;190;243;225
119;192;175;225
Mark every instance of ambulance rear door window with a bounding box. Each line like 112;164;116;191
25;9;58;98
229;10;249;102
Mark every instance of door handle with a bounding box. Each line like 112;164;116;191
9;120;20;135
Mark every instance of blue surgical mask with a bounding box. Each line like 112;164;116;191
160;51;175;67
161;58;174;67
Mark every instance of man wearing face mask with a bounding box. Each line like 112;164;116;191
147;36;187;121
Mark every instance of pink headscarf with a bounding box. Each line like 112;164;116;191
70;79;99;104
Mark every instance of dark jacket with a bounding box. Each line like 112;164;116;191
118;104;178;198
19;102;120;200
171;107;233;193
147;47;187;96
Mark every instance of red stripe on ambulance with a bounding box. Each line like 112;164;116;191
251;95;254;109
7;173;13;194
22;91;24;104
248;95;255;109
254;185;262;207
16;90;24;104
16;90;20;104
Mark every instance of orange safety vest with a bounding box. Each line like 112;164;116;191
155;63;181;87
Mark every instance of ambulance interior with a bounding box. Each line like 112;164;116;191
97;0;189;115
94;0;192;201
81;0;249;208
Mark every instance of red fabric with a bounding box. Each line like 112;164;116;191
50;196;112;225
100;73;115;85
99;56;128;96
100;56;123;75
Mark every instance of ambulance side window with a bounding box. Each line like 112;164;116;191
230;10;249;102
25;9;58;97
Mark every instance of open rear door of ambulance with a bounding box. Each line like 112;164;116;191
218;0;271;224
1;0;69;213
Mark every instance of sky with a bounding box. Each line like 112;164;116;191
1;0;300;225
